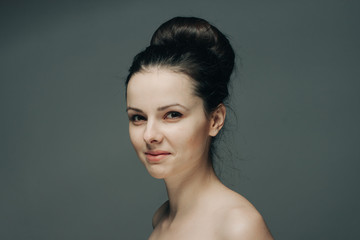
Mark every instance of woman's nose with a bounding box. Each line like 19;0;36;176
143;121;163;144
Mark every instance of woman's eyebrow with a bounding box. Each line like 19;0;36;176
126;104;189;113
126;107;143;113
157;103;189;111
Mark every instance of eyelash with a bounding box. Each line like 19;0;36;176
130;115;146;122
165;111;183;119
129;111;183;124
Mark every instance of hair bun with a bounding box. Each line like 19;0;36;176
150;17;235;80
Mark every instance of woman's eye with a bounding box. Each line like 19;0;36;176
130;115;146;122
165;112;183;120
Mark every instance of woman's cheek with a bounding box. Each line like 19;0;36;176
129;126;142;150
167;125;188;142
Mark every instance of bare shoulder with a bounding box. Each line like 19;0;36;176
218;201;274;240
213;188;273;240
152;200;169;228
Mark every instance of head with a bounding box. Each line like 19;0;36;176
126;17;234;115
126;17;235;177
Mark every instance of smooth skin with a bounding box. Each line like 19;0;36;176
127;68;273;240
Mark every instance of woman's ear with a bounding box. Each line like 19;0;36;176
209;104;226;137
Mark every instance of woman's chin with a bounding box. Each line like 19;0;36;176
145;165;168;179
148;171;166;179
149;174;165;179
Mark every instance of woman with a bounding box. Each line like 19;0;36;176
126;17;273;239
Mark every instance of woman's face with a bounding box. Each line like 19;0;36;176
126;68;212;179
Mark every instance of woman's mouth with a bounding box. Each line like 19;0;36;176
144;151;171;162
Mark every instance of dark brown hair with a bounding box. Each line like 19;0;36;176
126;16;235;114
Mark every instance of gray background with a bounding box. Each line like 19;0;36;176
1;0;359;239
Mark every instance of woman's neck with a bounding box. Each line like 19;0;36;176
163;158;221;221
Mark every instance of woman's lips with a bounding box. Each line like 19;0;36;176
145;151;171;162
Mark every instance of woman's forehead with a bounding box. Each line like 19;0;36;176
127;68;197;105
